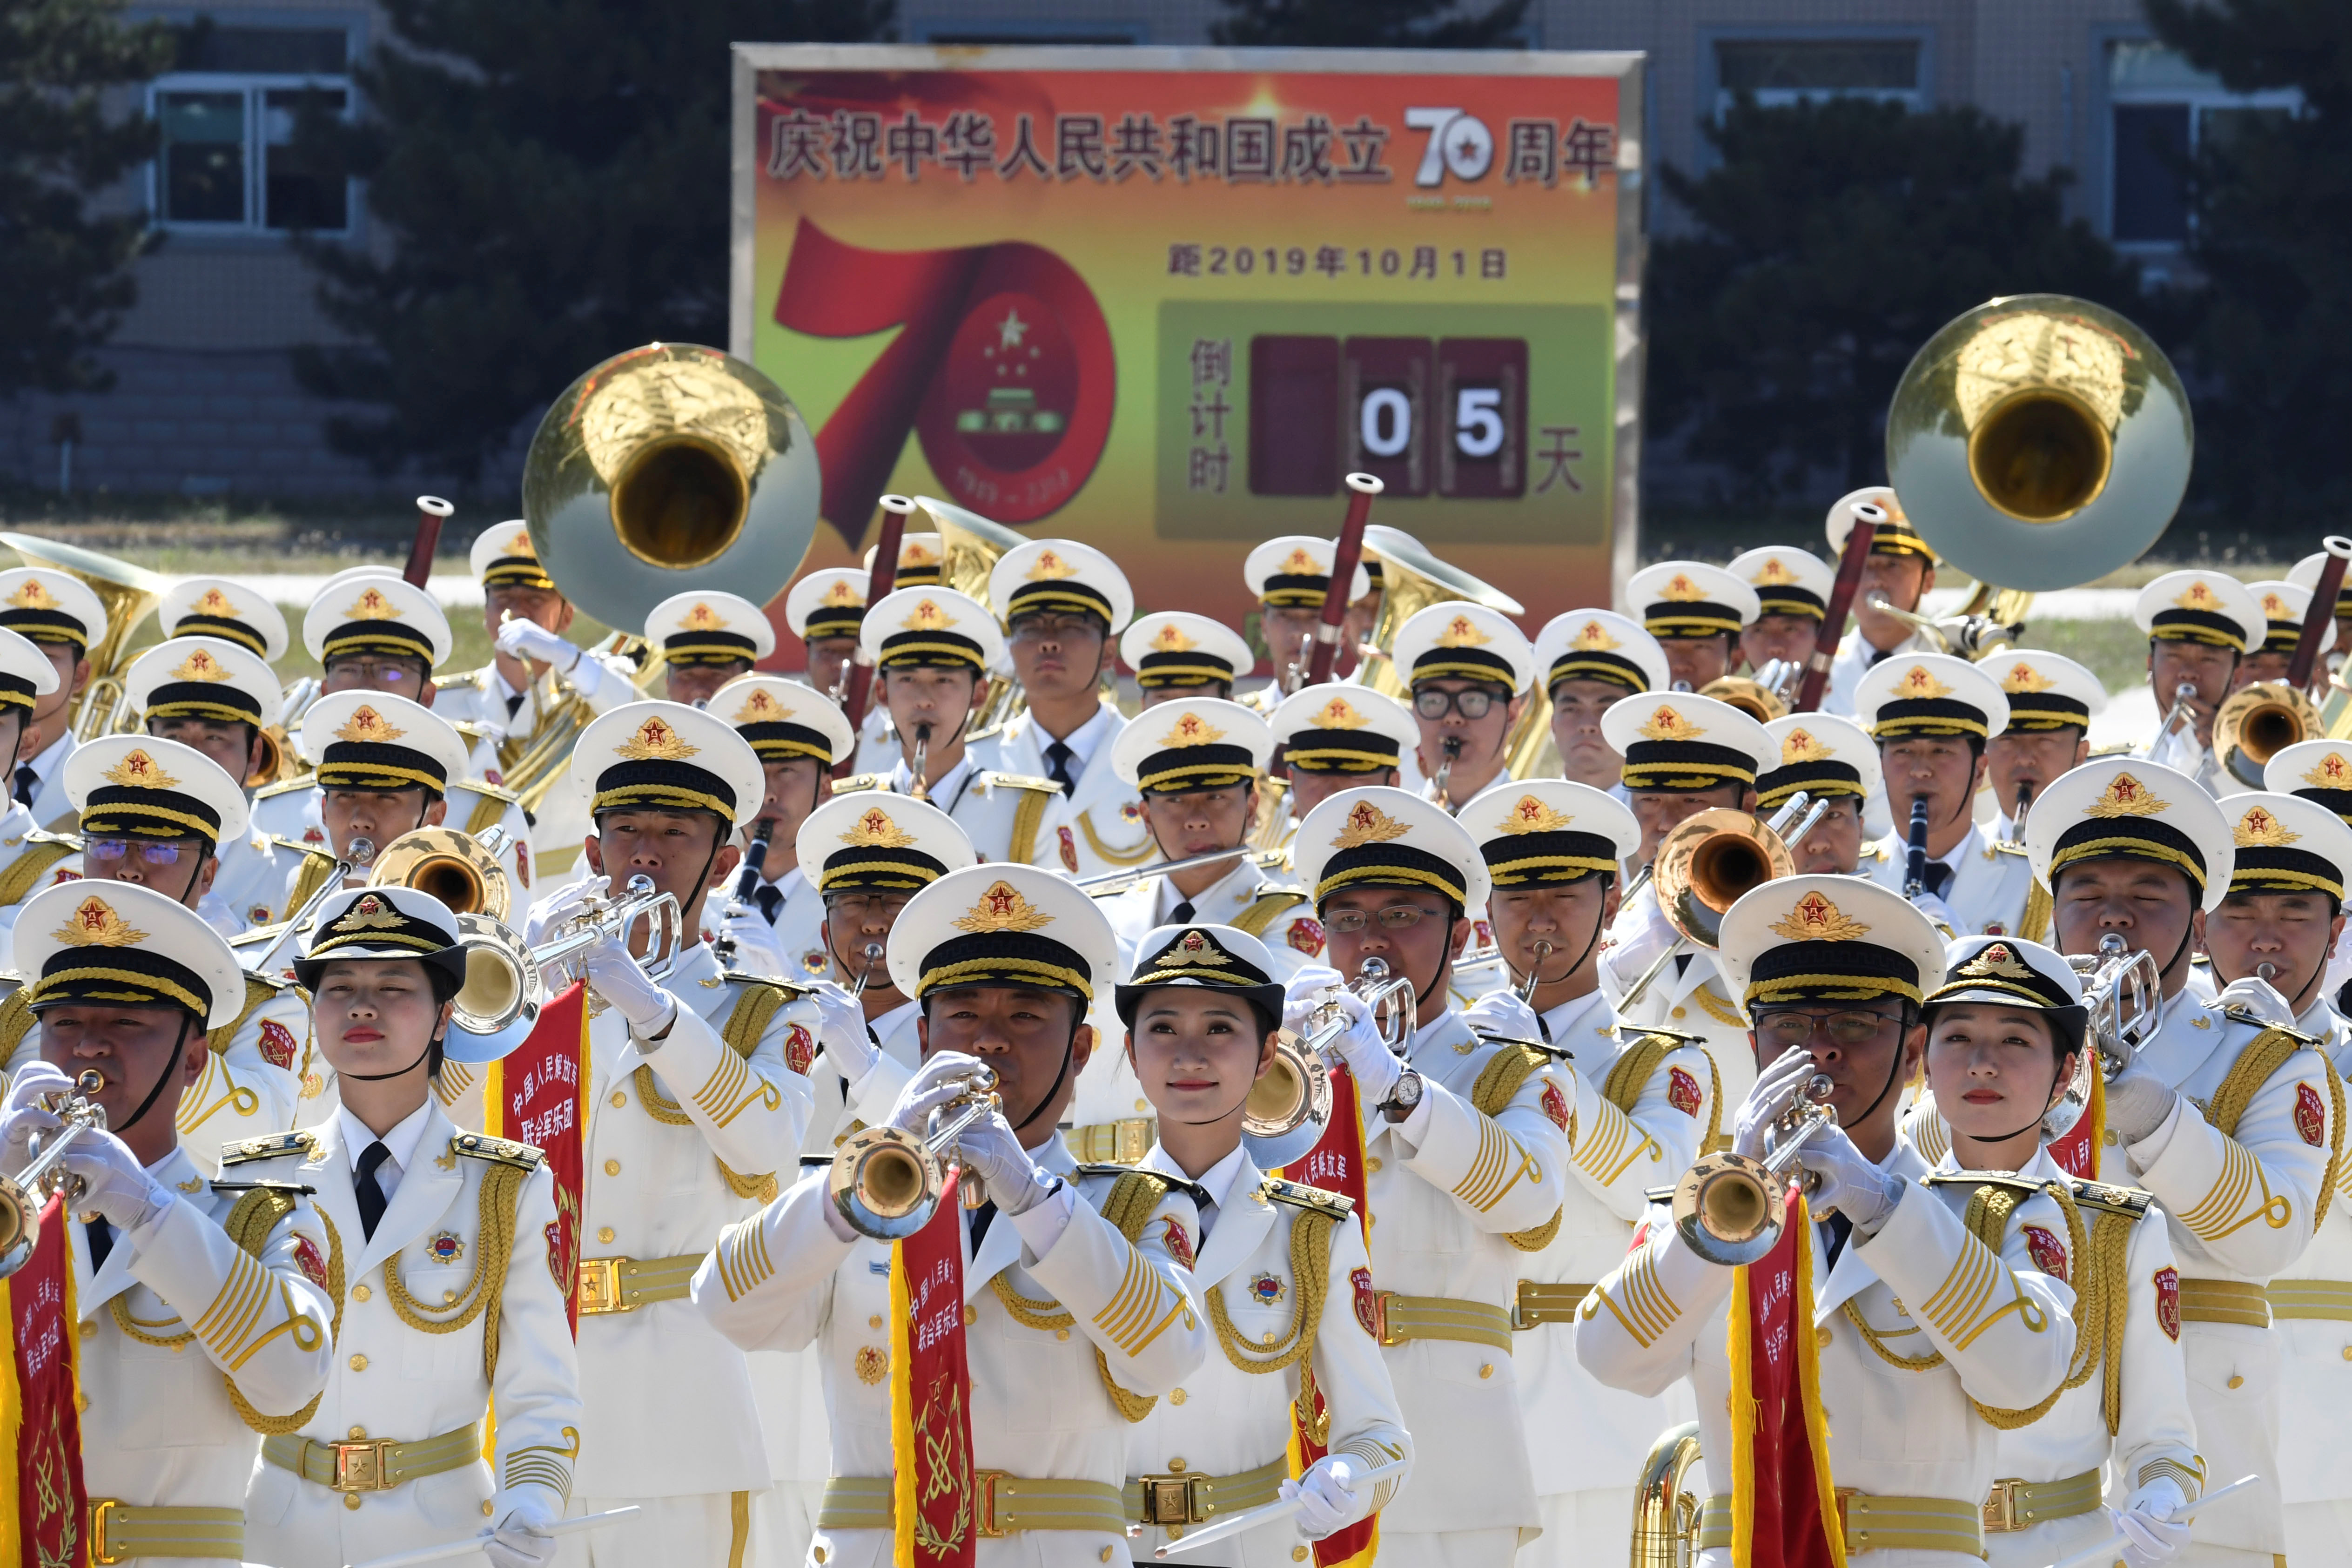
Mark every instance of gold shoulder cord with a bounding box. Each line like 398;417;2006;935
1208;1207;1335;1374
282;853;339;921
1008;788;1051;868
1231;890;1306;939
1076;810;1158;868
0;986;35;1063
383;1161;525;1385
995;1170;1176;1423
1472;1043;1565;1252
0;840;73;906
633;983;791;1203
2016;881;2055;945
2204;1029;2345;1228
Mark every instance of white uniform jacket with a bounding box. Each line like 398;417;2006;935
6;972;309;1176
22;728;77;833
249;774;540;924
50;1137;336;1568
692;1137;1211;1568
0;796;66;934
2275;1004;2352;1547
1123;1145;1411;1566
713;863;831;989
241;1111;583;1566
2091;987;2339;1554
570;939;817;1503
832;756;1062;869
1575;1142;2081;1568
1602;881;1746;1146
210;822;313;929
1356;1007;1573;1538
1098;855;1326;983
1863;825;2038;941
981;705;1154;878
806;997;924;1163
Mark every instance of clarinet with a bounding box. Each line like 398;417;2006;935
712;820;777;973
1901;797;1932;900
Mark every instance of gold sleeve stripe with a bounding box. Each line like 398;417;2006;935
504;1456;575;1500
716;1217;775;1303
692;1049;784;1130
193;1251;271;1359
1093;1249;1160;1346
2177;1139;2293;1240
1339;1438;1407;1508
226;1279;325;1371
1572;1096;1660;1186
1589;1249;1680;1348
1125;1286;1193;1357
2137;1459;2204;1502
1922;1236;2000;1341
1452;1116;1541;1212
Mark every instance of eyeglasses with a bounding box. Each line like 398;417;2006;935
825;892;912;921
1412;687;1503;720
1324;905;1437;935
1753;1008;1900;1049
1008;614;1103;645
323;657;417;685
86;838;200;867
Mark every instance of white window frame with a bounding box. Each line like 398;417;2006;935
1706;32;1931;121
2103;39;2299;255
147;70;356;237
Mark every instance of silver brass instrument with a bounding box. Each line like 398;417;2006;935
908;723;932;804
2065;931;2163;1081
1671;1071;1837;1266
2216;681;2321;788
849;940;887;999
1616;794;1810;1011
1243;956;1417;1169
0;534;167;742
450;874;685;1039
368;825;516;922
2137;681;2205;773
234;835;376;969
829;1064;999;1238
0;1069;107;1278
1517;939;1555;1004
1076;847;1284;896
1862;592;2024;663
1432;734;1464;810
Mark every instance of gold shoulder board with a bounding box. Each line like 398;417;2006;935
450;1133;544;1171
2067;1178;2156;1220
1992;841;2029;858
1643;1185;1676;1206
1921;1170;2045;1197
220;1131;319;1167
830;774;886;795
461;777;520;805
255;774;318;801
1258;1177;1355;1218
2220;1006;2323;1046
981;772;1063;794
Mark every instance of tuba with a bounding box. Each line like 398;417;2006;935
0;533;167;740
1630;1423;1706;1568
917;493;1034;736
369;825;517;922
2215;681;2321;787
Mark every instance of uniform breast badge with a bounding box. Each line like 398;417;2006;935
428;1232;465;1265
2155;1267;2181;1341
801;949;829;976
1250;1272;1287;1306
1162;1214;1196;1269
258;1019;297;1070
855;1345;889;1385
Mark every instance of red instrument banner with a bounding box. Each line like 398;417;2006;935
485;981;590;1335
1278;1065;1379;1568
1;1192;87;1568
2046;1071;2103;1181
1729;1186;1844;1568
891;1165;975;1568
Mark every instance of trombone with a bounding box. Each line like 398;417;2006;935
232;835;377;970
369;825;517;922
1671;1071;1836;1266
0;1070;106;1279
1241;956;1418;1169
1862;593;2026;663
1616;793;1824;1010
828;1063;999;1238
2137;681;2207;774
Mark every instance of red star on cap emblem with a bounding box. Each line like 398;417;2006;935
986;885;1018;916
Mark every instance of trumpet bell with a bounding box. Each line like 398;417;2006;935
1672;1151;1788;1267
522;343;820;632
0;1174;38;1278
1241;1033;1334;1171
1697;675;1788;725
829;1125;945;1240
444;914;541;1056
2217;682;2320;787
370;828;512;922
1885;295;2192;592
1653;809;1796;949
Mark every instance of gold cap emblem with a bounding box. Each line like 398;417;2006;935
1024;548;1079;582
171;648;229;683
675;602;729;632
2173;580;2219;612
1168;929;1233;965
1331;800;1410;850
1149;623;1199;653
2235;806;2302;848
1309;696;1368;731
900;538;940;567
1658;573;1709;603
1158;712;1227;748
2263;592;2292;619
2085;772;2170;819
6;579;55;611
820;579;864;608
101;749;179;791
1780;727;1834;766
841;807;917;849
333;705;405;746
190;586;241;618
332;892;406;931
1957;942;2034;980
729;688;784;725
1495;794;1572;836
901;598;956;632
1570;620;1620;652
1280;546;1323;576
2302;752;2352;788
616;715;698;761
953;879;1055;933
57;895;148;948
1636;705;1703;742
1769;890;1870;942
1750;557;1798;586
502;530;536;558
1897;665;1955;700
1432;613;1492;649
343;586;399;620
2000;661;2055;694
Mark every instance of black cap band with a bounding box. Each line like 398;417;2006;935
1745;941;1923;1009
171;617;268;658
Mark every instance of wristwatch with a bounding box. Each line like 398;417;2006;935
1380;1069;1424;1124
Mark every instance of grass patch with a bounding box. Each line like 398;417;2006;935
107;603;617;686
2010;619;2151;694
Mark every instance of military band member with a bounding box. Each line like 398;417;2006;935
1265;685;1418;850
1819;486;1940;721
1285;786;1574;1566
646;588;776;708
706;675;857;984
1391;601;1534;813
1857;653;2033;938
2130;570;2263;797
0;625;65;927
866;529;945;588
1245;535;1375;703
2200;792;2352;1040
692;862;1211;1568
1626;561;1759;696
1903;936;2199;1568
156;573;291;664
2287;550;2352;681
1756;714;1880;877
242;883;581;1568
2237;581;2335;694
834;586;1060;866
2265;739;2352;1010
523;699;814;1566
1726;545;1834;684
2026;756;2340;1565
0;880;336;1568
784;567;890;770
1529;610;1670;797
1456;780;1712;1565
1120;611;1255;710
3;734;309;1171
1579;876;2081;1568
1983;652;2105;846
435;521;638;737
0;564;108;828
1116;922;1411;1563
982;539;1153;877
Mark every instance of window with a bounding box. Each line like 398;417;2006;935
2106;40;2298;247
150;26;353;235
1713;38;1925;116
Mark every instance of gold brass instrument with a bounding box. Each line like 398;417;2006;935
829;1064;1000;1239
1671;1071;1837;1266
2065;932;2164;1081
918;493;1033;736
1697;674;1788;725
1616;796;1812;1010
0;533;168;741
1629;1422;1705;1568
2216;681;2321;788
1243;956;1418;1169
368;825;517;922
0;1069;107;1278
1353;526;1525;699
441;873;685;1042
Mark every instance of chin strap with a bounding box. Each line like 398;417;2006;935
339;1035;440;1084
114;1014;198;1134
1848;1012;1916;1134
1011;1019;1082;1136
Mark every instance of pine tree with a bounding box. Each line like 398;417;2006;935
1209;0;1529;50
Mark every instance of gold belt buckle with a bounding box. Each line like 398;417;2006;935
1833;1487;1857;1545
974;1469;1010;1538
1140;1475;1206;1526
577;1256;626;1315
1374;1289;1403;1347
89;1498;127;1566
1982;1478;2026;1534
330;1437;396;1492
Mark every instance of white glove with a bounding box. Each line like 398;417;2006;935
484;1494;560;1568
1463;988;1542;1043
809;981;878;1081
1732;1048;1821;1162
1;1061;72;1175
524;875;607;949
886;1051;993;1137
1281;966;1346;1034
494;616;582;676
954;1106;1057;1215
583;935;678;1039
2115;1479;2192;1568
1280;1454;1368;1541
1794;1120;1903;1234
2215;973;2295;1028
2105;1067;2181;1144
58;1126;172;1232
1281;967;1401;1104
1913;890;1959;936
1601;888;1676;997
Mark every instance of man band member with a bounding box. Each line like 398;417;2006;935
1820;486;1939;721
1391;601;1535;812
785;567;868;705
1457;778;1713;1565
157;574;291;664
692;862;1210;1568
2026;755;2339;1566
2130;570;2263;797
1625;561;1758;697
1579;875;2081;1568
1245;534;1375;704
438;521;637;736
3;735;310;1171
1857;653;2033;939
0;626;67;929
1902;936;2200;1568
1756;714;1880;877
301;566;453;707
866;529;945;588
1286;786;1574;1566
2201;792;2352;1042
0;564;107;828
2266;738;2352;1011
1530;610;1670;798
1984;652;2105;846
529;699;815;1566
243;883;581;1568
1265;684;1418;853
0;880;336;1568
1117;922;1412;1561
1119;611;1255;710
647;590;776;710
1727;545;1834;686
2238;581;2335;693
706;675;858;984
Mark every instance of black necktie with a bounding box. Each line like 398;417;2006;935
968;1200;998;1253
1170;900;1196;925
754;883;785;926
86;1217;114;1272
1867;644;1895;668
355;1141;392;1241
1921;861;1955;898
504;692;525;720
1823;1210;1855;1269
13;765;34;806
1045;739;1075;795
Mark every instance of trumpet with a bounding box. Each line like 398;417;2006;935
829;1064;999;1238
2065;931;2164;1081
1432;734;1464;811
451;875;686;1037
2215;681;2320;788
235;836;376;970
0;1069;107;1279
1616;793;1816;1010
1671;1071;1837;1266
1242;956;1417;1169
